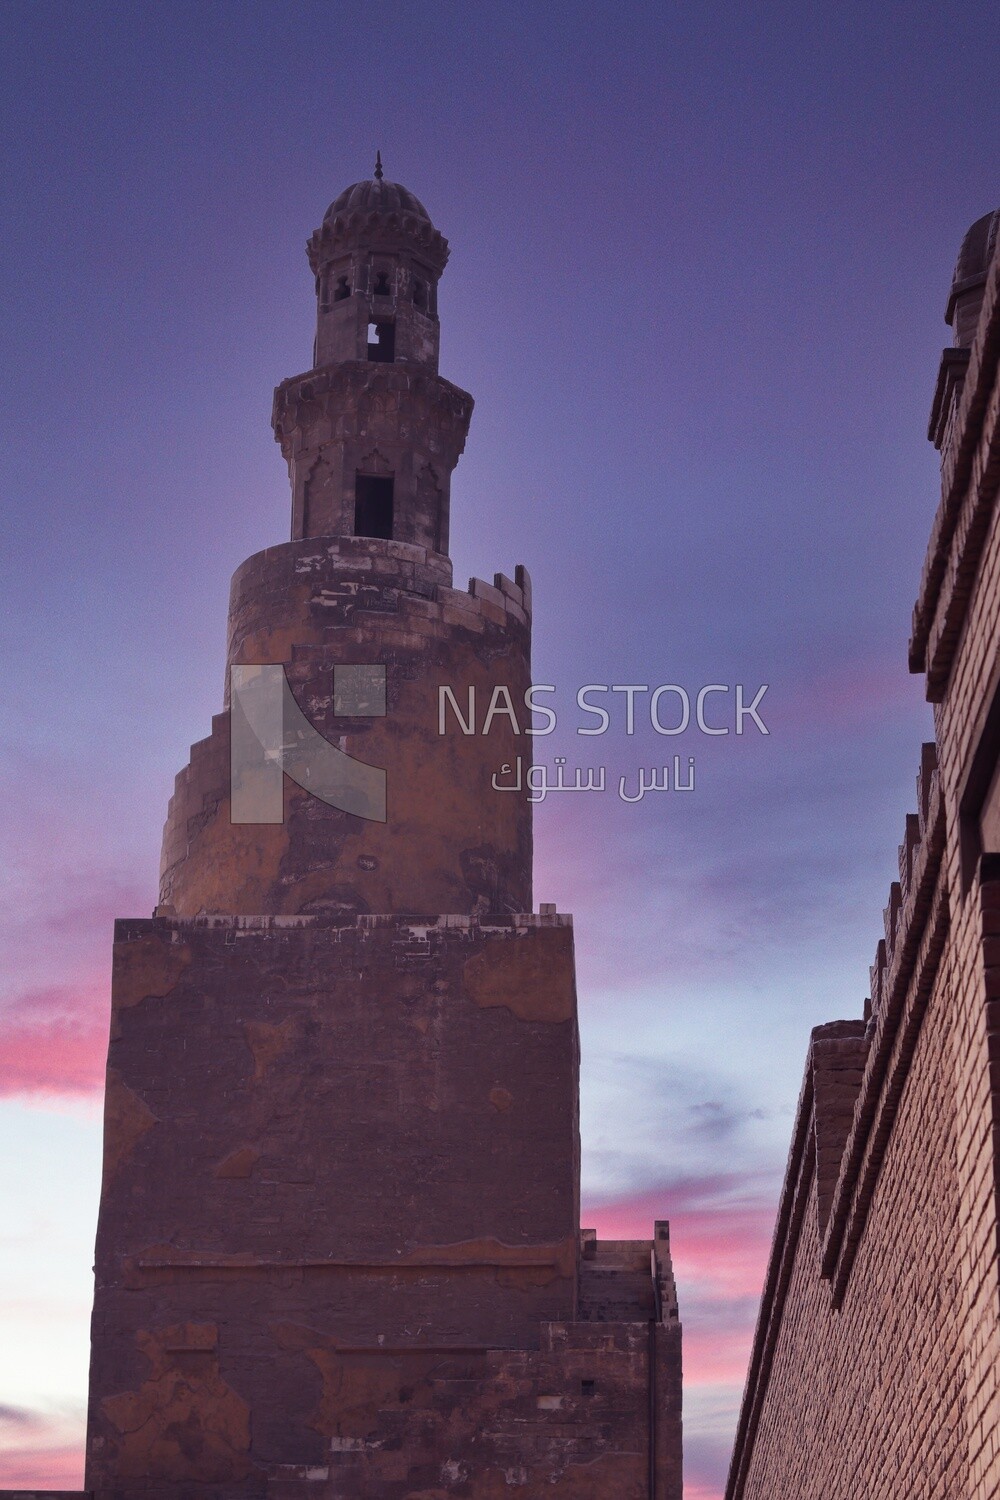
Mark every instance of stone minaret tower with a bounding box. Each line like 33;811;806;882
157;161;528;921
85;164;682;1500
284;153;465;553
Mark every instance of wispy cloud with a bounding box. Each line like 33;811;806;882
0;746;146;1098
774;656;928;738
0;1402;86;1488
0;1404;46;1431
0;1441;85;1489
0;975;110;1097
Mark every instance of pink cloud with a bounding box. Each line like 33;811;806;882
679;1320;757;1387
670;1205;775;1300
584;1178;775;1287
41;880;149;939
0;742;150;988
776;656;927;736
0;982;108;1096
0;1404;86;1489
0;1442;85;1489
583;1179;775;1390
2;868;143;982
0;749;141;1099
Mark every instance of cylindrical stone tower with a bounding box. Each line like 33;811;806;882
158;162;533;918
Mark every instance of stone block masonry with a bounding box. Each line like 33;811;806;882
87;914;581;1490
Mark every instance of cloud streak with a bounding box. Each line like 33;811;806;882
0;746;146;1098
0;1441;85;1489
0;983;108;1097
0;1403;86;1489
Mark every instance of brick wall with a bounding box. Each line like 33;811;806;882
727;216;1000;1496
729;966;964;1498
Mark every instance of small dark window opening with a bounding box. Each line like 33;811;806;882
355;474;394;539
580;1379;596;1397
413;279;428;311
367;321;395;362
373;270;392;297
333;275;350;302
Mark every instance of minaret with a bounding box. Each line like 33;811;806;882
157;159;531;920
278;155;468;552
85;168;682;1500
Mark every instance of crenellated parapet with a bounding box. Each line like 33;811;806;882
726;207;1000;1500
222;536;530;684
159;538;534;920
867;741;944;1022
817;740;947;1298
729;736;951;1482
910;209;1000;697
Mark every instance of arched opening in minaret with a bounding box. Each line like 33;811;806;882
373;270;392;297
367;321;395;362
355;474;394;539
333;275;350;302
412;278;428;311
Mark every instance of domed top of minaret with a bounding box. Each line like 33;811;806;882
324;153;431;225
308;153;448;275
946;207;999;343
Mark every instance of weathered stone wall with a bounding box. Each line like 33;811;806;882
0;1493;89;1500
86;910;683;1499
273;364;473;550
283;1319;682;1500
159;538;533;919
87;913;582;1496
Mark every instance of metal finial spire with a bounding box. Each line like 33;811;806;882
374;150;384;181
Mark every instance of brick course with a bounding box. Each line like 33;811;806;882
727;209;1000;1498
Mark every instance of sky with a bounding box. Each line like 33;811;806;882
0;2;997;1496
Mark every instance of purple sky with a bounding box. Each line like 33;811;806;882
1;3;998;1495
